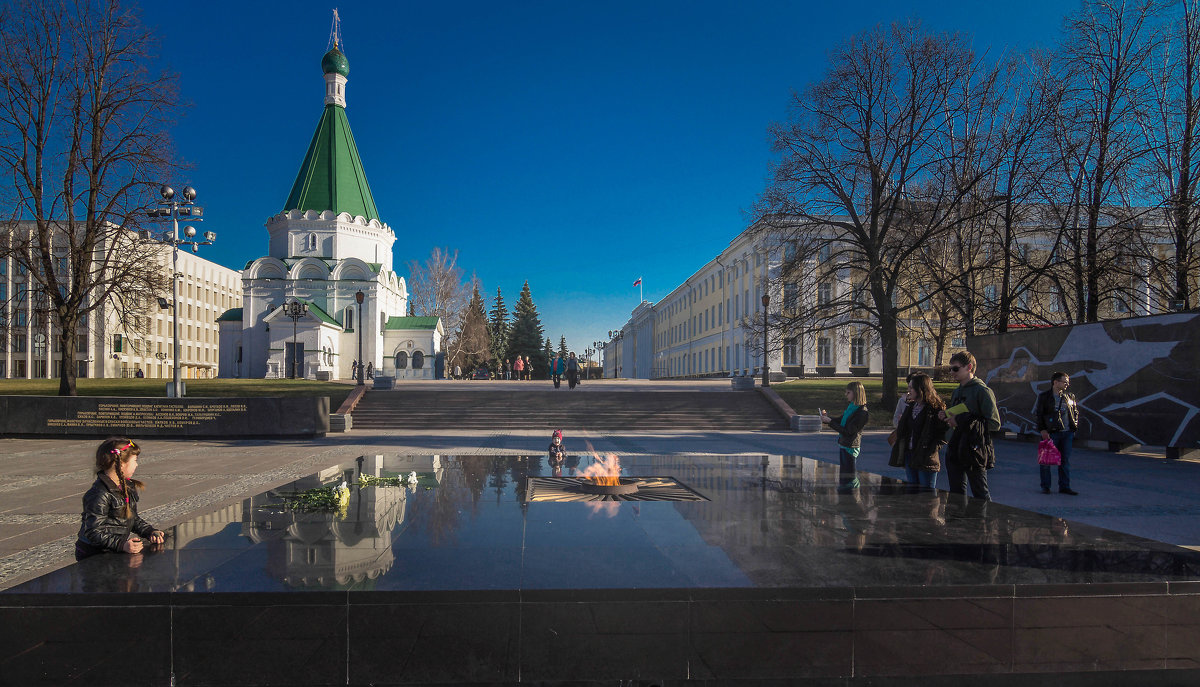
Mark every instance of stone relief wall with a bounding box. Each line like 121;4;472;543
971;312;1200;449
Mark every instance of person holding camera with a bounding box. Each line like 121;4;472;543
1037;371;1079;495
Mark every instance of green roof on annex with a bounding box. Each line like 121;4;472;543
282;46;380;222
384;316;440;331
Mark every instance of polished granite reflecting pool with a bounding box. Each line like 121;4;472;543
8;453;1200;685
11;452;1200;594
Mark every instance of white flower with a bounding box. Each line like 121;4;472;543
407;471;418;485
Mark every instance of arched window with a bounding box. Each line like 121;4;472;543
306;233;317;251
345;307;354;330
412;351;424;369
395;351;408;369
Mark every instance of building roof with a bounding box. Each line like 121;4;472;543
384;316;440;331
282;103;380;222
216;308;243;322
304;301;343;328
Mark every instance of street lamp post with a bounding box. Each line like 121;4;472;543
141;185;214;398
355;291;365;385
761;293;770;387
283;301;308;379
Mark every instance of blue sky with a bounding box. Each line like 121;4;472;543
142;0;1072;355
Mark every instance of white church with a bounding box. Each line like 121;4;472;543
218;38;443;380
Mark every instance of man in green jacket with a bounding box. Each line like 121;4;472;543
939;350;1001;501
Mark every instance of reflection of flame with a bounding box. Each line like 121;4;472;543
584;501;620;518
578;451;622;486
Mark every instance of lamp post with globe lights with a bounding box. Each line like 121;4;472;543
140;185;215;398
282;301;308;378
355;291;365;385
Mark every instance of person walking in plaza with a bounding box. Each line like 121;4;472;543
76;438;165;560
820;381;869;492
939;351;1001;501
524;355;533;380
550;353;564;388
566;352;580;389
514;355;524;381
889;373;948;489
366;361;374;379
1037;371;1079;495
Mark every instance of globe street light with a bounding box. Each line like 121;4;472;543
141;184;214;398
282;301;308;379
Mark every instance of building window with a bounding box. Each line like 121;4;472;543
951;337;965;348
783;337;799;365
851;336;865;367
306;233;317;251
984;284;997;303
918;340;934;367
784;283;799;311
817;282;832;306
395;351;408;369
817;337;831;366
12;333;25;352
818;244;832;263
412;351;425;369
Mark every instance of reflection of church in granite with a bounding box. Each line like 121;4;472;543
241;455;443;588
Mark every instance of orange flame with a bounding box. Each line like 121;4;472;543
578;451;622;486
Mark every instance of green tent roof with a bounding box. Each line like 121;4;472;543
304;301;343;328
384;316;440;331
283;105;380;222
216;308;243;322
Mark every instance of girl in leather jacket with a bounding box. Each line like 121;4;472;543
75;438;164;560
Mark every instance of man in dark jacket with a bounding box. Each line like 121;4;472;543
940;350;1001;501
1037;371;1079;495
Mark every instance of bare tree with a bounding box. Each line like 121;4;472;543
406;246;471;336
0;0;178;394
758;21;1004;408
1055;0;1159;321
1140;0;1200;310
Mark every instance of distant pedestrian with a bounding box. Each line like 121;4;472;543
820;381;869;492
514;355;524;380
366;362;374;379
134;368;144;378
566;352;580;389
524;356;533;380
889;373;948;489
502;359;510;380
1037;371;1079;495
453;364;461;380
939;351;1000;501
76;438;165;560
351;359;359;379
550;354;564;388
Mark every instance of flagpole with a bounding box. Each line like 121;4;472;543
639;278;643;303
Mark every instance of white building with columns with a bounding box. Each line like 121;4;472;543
218;39;442;380
602;222;884;380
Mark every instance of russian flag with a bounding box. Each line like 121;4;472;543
632;278;642;287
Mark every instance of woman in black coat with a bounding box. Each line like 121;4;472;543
889;373;949;489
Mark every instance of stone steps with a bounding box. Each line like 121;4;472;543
350;390;789;431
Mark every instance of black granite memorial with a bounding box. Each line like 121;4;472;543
5;453;1200;685
0;395;329;437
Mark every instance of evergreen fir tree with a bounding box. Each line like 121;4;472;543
558;335;569;357
449;283;490;374
488;287;508;365
543;337;553;375
508;280;547;376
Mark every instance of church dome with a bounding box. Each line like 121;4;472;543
322;47;349;77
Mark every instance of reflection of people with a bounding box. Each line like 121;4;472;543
76;438;165;560
890;374;949;488
1037;371;1079;495
821;381;869;492
939;351;1000;501
548;430;566;475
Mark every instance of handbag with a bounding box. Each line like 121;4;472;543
887;430;898;447
1037;439;1062;466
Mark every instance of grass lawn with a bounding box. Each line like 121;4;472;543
773;378;958;429
0;379;354;409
